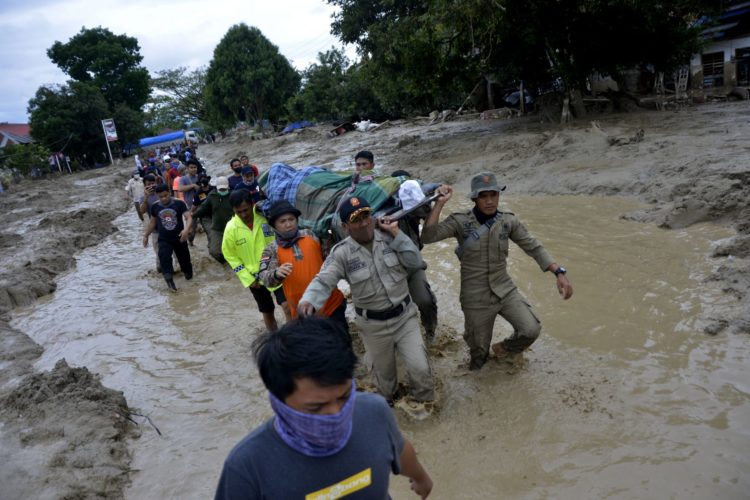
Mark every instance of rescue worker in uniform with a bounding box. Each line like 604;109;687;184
298;196;435;403
422;172;573;370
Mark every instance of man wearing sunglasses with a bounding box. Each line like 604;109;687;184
298;196;435;405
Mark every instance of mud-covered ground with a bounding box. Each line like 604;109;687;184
1;101;749;498
0;169;135;498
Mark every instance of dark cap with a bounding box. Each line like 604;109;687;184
241;165;259;176
268;200;301;227
469;172;506;199
391;169;411;178
339;196;371;223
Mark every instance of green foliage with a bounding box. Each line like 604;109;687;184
28;26;150;160
286;48;350;121
329;0;488;114
339;61;386;120
328;0;720;112
285;48;386;122
205;24;301;128
499;0;718;91
48;26;150;110
112;103;146;148
28;82;110;161
151;66;208;123
0;143;52;176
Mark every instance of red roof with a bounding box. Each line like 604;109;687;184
0;123;31;136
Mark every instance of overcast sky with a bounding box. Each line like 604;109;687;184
0;0;354;123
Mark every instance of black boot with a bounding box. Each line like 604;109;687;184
165;277;177;291
469;354;487;371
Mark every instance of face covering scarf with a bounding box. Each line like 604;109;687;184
275;228;301;248
268;380;356;457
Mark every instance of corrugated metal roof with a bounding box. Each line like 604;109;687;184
0;130;34;148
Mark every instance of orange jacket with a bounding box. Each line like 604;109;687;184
259;232;344;318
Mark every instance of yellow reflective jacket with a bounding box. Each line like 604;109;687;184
221;209;280;290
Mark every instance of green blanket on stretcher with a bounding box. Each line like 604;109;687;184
258;163;404;241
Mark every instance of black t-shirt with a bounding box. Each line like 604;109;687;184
228;174;244;191
150;198;188;238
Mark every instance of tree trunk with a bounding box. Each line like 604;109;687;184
569;89;586;118
486;77;494;109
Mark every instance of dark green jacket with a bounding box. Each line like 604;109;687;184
193;191;234;232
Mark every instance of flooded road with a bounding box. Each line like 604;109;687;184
11;194;749;499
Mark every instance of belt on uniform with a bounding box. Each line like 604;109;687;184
355;296;411;321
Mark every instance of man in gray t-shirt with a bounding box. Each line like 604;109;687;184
214;318;433;499
178;162;199;209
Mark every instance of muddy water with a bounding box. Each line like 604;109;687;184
11;195;749;499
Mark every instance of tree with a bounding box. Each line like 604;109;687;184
28;82;110;162
112;103;146;149
287;48;350;121
329;0;488;114
204;24;300;128
328;0;720;116
151;66;208;122
47;26;150;111
0;143;51;176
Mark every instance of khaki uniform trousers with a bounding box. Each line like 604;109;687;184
356;302;434;401
463;288;541;363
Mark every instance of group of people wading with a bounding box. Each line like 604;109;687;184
136;150;573;499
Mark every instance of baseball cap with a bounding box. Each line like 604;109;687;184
469;172;506;199
163;155;171;162
268;200;302;226
241;165;259;176
339;196;372;223
215;176;229;190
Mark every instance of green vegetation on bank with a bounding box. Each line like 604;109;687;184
20;1;719;163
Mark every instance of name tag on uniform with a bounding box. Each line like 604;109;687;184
348;258;366;273
236;238;246;245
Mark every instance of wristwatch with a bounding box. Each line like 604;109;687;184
553;266;567;276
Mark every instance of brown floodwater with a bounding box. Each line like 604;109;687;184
10;194;749;499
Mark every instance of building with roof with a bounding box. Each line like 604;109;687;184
691;1;750;91
0;123;33;149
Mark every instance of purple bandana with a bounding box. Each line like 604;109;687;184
269;380;356;457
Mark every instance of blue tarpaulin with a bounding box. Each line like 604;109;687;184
138;131;184;148
281;120;314;135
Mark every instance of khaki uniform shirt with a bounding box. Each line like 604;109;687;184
422;210;554;306
301;230;423;311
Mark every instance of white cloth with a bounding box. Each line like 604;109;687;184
398;180;425;211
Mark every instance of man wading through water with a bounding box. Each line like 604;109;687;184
143;184;193;291
422;172;573;370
